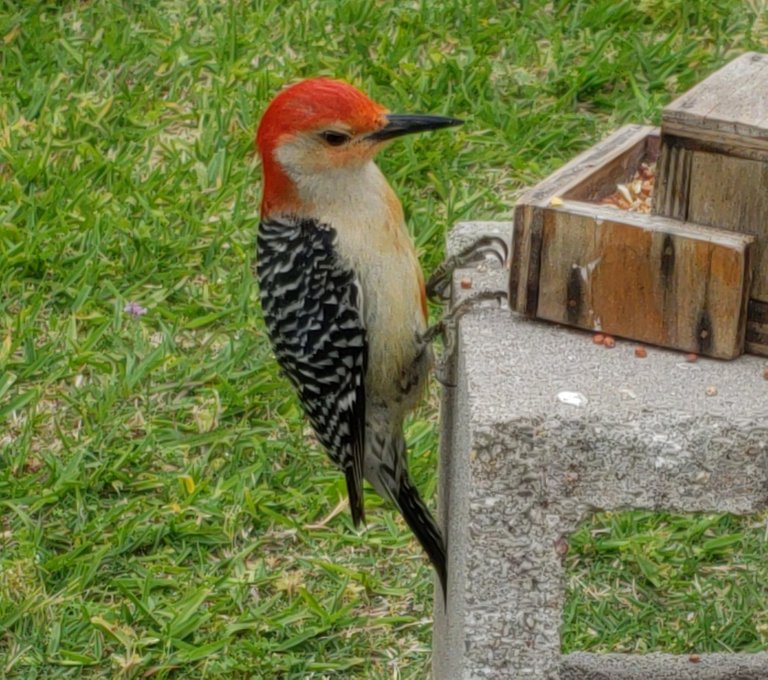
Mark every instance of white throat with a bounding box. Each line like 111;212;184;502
276;144;399;233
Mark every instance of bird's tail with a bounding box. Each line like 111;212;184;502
395;475;447;598
366;427;447;598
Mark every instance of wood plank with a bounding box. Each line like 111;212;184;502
655;131;768;164
662;121;768;155
562;133;658;203
662;52;768;152
535;201;754;359
653;136;693;221
687;150;768;302
510;203;540;315
516;125;657;207
510;126;657;316
746;299;768;357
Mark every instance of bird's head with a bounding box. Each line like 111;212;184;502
256;78;462;215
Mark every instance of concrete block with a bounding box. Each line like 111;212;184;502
562;652;768;679
433;221;768;680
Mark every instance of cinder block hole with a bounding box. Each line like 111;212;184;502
561;510;768;654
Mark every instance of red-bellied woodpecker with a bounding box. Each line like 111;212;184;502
255;77;466;595
256;78;461;591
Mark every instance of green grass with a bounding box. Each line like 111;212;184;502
1;0;766;677
564;512;768;653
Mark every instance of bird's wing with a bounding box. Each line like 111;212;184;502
257;215;368;526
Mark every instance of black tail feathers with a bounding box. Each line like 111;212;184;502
344;466;366;528
396;479;447;598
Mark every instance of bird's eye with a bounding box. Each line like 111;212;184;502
320;131;351;147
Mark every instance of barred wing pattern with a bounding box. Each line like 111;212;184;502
256;215;368;526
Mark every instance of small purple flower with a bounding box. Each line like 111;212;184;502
124;301;148;318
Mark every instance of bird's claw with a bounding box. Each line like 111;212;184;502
423;289;508;384
426;235;509;302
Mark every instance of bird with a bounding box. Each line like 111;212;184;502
254;77;464;596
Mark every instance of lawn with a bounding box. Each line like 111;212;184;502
1;0;767;677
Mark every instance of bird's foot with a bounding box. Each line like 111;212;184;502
423;290;508;385
426;235;509;302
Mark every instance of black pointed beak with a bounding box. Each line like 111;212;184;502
366;113;463;142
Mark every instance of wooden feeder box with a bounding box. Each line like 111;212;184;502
654;51;768;355
510;52;768;359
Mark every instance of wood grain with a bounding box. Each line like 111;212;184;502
655;144;768;302
746;299;768;357
654;53;768;306
510;126;657;315
662;52;768;153
535;201;754;359
512;122;762;358
687;151;768;301
653;136;693;221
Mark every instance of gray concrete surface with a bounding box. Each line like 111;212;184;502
562;652;768;679
433;221;768;680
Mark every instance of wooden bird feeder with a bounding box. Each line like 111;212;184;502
510;52;768;359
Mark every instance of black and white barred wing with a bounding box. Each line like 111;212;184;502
256;216;368;526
